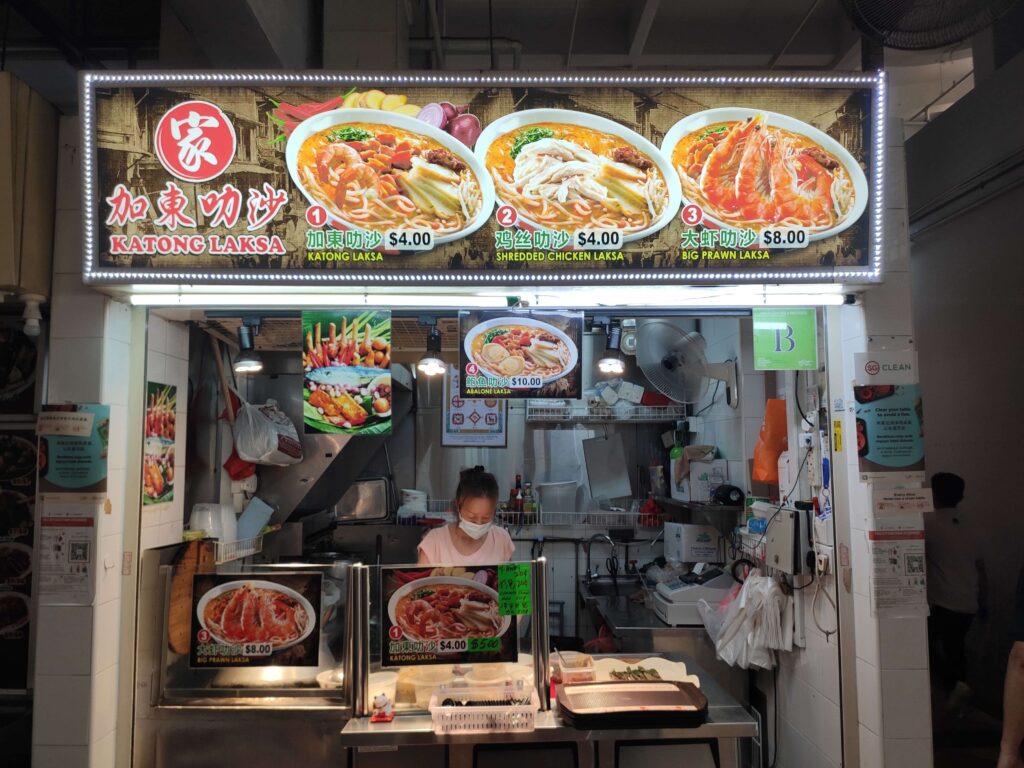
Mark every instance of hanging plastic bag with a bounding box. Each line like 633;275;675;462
752;399;788;484
235;399;303;466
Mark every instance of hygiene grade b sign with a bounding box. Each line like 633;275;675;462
82;71;884;286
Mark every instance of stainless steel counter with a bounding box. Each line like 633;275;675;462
340;655;756;768
578;578;749;706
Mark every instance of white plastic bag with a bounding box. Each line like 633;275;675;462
234;399;303;466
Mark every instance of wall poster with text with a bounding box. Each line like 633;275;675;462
442;366;507;447
381;564;529;667
189;573;322;668
459;309;583;399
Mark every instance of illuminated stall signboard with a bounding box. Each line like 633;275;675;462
82;71;886;286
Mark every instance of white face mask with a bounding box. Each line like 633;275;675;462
458;517;492;540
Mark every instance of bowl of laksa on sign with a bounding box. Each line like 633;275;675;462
387;576;511;646
197;580;316;653
475;108;681;242
286;109;495;244
464;317;578;385
662;108;868;241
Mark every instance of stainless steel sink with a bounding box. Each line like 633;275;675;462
579;576;643;599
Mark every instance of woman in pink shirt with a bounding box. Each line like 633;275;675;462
417;468;514;565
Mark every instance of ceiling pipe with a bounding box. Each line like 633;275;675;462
768;0;823;69
426;0;445;69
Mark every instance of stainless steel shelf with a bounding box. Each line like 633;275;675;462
526;404;687;424
653;497;745;515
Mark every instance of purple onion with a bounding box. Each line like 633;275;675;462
440;102;458;123
417;103;448;130
448;113;483;147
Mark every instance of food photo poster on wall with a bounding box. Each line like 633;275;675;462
302;310;392;436
143;382;176;507
84;74;882;284
459;310;583;399
189;573;322;668
380;564;528;667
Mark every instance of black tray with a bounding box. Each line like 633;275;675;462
556;680;709;729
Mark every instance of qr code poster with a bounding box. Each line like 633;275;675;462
38;503;98;606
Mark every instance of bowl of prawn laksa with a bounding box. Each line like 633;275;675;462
475;109;682;243
286;109;495;245
387;576;511;647
661;107;868;241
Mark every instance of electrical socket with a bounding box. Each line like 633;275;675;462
816;552;831;575
799;432;814;448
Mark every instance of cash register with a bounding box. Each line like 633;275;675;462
652;523;735;626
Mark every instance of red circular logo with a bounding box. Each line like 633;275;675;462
466;363;479;376
388;625;403;641
306;205;328;227
155;100;237;183
496;205;518;227
864;361;880;376
681;204;704;226
197;629;210;643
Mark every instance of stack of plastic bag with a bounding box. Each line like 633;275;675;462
698;572;793;670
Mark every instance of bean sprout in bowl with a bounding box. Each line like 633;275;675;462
387;576;511;646
475;109;681;243
286;109;495;245
197;580;316;652
661;108;868;242
463;317;578;385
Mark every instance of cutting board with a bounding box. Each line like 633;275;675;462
167;540;215;655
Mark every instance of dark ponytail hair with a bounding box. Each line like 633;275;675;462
455;466;499;506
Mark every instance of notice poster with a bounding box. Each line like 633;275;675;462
459;310;583;399
85;74;882;286
189;573;322;668
0;425;38;689
381;564;527;667
37;404;110;501
143;383;176;506
867;513;929;618
752;308;818;371
38;502;98;606
301;310;392;435
853;352;925;481
442;366;507;447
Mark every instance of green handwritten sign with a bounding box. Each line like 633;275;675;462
469;637;502;653
498;563;532;616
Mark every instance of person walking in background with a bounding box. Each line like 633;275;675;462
998;569;1024;768
925;472;987;715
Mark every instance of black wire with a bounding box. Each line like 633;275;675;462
694;378;722;416
795;369;814;428
754;448;812;555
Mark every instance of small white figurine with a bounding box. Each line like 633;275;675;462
370;690;394;722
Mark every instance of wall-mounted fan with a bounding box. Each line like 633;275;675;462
635;320;738;407
840;0;1019;50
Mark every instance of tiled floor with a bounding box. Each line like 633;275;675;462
931;685;1002;768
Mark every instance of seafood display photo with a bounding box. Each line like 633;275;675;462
478;110;680;241
302;310;392;435
142;383;176;506
663;108;867;240
382;566;519;667
0;327;38;414
190;574;321;668
460;310;582;399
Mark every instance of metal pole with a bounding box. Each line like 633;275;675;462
531;557;550;711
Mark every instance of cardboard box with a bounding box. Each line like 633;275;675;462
684;460;729;502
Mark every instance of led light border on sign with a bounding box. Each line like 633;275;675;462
80;70;886;287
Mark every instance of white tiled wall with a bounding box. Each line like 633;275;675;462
140;314;190;549
32;115;141;768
